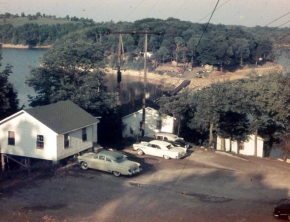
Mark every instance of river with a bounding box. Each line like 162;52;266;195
1;48;163;107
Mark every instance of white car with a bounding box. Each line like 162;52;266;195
133;140;187;159
154;132;189;149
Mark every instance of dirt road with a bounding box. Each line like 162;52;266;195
1;147;290;222
113;62;284;92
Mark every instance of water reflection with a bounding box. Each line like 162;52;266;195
105;72;166;104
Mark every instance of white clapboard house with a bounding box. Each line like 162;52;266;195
0;100;99;164
122;107;175;138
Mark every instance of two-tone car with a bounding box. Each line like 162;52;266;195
133;140;187;159
77;150;142;177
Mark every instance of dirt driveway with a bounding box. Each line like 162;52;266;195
1;147;290;222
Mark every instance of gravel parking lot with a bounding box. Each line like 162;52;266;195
0;147;290;222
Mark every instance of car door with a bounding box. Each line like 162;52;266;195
93;154;106;171
104;156;114;172
145;143;157;156
154;144;163;157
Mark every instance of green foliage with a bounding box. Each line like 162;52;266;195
217;111;250;142
0;46;20;119
26;37;116;116
156;89;190;135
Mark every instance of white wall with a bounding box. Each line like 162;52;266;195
0;111;58;161
216;135;264;157
122;108;174;138
56;125;95;160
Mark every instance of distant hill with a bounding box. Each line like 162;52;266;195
0;17;75;27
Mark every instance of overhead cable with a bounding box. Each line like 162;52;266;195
197;0;231;23
195;0;220;49
278;19;290;28
123;0;146;21
265;11;290;26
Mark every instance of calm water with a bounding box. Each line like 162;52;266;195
1;48;164;107
1;48;45;107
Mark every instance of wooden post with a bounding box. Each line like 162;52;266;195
141;33;148;138
1;152;4;172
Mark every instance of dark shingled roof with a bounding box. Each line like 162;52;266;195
25;100;99;134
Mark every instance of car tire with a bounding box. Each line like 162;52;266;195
113;171;121;177
81;162;88;170
164;155;170;160
137;149;144;155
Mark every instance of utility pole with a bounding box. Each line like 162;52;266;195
107;30;162;137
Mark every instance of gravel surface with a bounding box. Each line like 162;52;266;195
0;147;290;222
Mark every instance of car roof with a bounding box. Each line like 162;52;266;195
155;132;176;136
98;150;124;159
155;132;179;138
149;140;172;146
83;150;124;160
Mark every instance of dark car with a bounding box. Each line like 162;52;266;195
154;132;190;149
168;139;189;149
273;198;290;220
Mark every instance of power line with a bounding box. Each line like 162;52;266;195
172;0;189;18
278;19;290;28
146;0;160;18
197;0;231;23
123;0;146;21
195;0;220;49
265;11;290;26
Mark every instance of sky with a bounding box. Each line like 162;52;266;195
1;0;290;27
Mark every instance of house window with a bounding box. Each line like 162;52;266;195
64;134;70;148
8;131;15;145
156;120;162;130
82;128;87;142
36;135;44;149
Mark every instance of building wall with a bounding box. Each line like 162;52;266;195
56;125;95;160
0;111;58;161
122;108;174;138
216;135;264;157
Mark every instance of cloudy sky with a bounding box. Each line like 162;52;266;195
1;0;290;27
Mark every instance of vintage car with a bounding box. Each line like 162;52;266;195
77;150;142;177
154;132;190;149
273;198;290;220
133;140;187;159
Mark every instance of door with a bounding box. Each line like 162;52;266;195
145;143;157;156
91;154;106;171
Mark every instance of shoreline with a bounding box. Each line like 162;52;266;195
1;44;51;49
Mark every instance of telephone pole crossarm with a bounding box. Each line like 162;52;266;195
107;30;163;35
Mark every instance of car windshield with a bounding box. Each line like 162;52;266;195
114;156;127;163
166;144;173;149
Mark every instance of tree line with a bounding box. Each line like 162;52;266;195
0;16;289;67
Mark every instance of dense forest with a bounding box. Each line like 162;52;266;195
1;12;290;68
1;12;290;160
